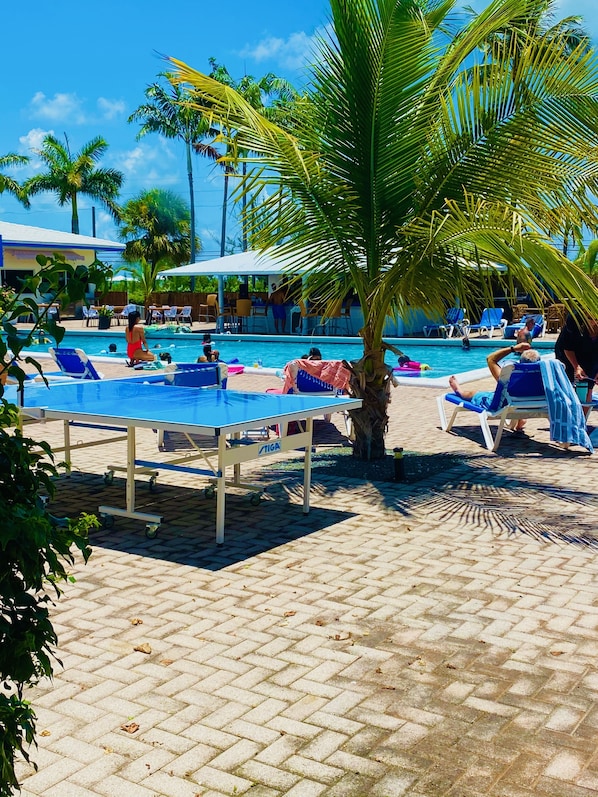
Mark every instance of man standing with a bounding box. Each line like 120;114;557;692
268;283;287;334
555;315;598;401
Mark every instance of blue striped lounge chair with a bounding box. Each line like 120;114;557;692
437;361;549;451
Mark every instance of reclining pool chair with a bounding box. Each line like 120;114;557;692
277;359;353;433
49;347;104;380
503;313;546;340
437;361;549;451
423;307;466;338
462;307;506;338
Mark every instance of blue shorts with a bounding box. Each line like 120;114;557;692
272;305;286;320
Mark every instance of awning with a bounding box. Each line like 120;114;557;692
160;249;312;278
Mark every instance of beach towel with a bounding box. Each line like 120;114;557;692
540;359;593;453
282;359;352;394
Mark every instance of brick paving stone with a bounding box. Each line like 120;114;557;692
10;351;598;796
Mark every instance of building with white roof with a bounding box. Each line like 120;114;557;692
0;221;125;290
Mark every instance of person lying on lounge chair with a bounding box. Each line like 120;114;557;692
448;342;540;431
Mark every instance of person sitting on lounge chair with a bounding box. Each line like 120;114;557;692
448;342;540;430
516;317;537;345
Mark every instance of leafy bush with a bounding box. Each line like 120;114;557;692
0;253;97;796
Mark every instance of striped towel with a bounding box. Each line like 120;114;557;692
540;359;593;453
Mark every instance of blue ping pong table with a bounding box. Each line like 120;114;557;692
8;379;362;543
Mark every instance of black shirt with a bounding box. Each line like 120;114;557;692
555;316;598;377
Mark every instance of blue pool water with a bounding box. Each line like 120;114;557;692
24;331;554;378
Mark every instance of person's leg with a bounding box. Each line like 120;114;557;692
448;375;476;400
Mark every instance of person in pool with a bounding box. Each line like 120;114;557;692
108;343;117;353
302;347;322;360
125;311;155;365
448;341;540;431
197;344;220;363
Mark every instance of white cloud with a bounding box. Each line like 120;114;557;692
19;128;53;153
97;97;126;120
29;91;87;124
239;28;324;71
112;139;180;190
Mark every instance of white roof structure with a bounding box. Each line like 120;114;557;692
0;221;125;252
160;249;312;277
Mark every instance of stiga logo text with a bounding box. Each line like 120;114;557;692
258;441;281;456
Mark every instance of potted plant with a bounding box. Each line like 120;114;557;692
98;305;114;330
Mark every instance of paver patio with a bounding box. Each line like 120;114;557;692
11;341;598;797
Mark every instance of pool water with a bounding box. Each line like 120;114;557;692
23;331;554;377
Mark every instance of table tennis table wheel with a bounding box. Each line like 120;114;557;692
148;476;157;493
103;470;114;486
250;492;262;507
100;513;114;529
145;523;160;539
204;485;216;499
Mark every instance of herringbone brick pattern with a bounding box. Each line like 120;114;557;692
12;358;598;796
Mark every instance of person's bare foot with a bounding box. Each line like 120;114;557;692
449;375;460;394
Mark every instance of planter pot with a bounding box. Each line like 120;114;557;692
98;316;112;330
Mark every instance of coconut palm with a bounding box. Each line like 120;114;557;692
0;153;30;206
170;0;598;460
24;134;122;234
119;188;191;309
206;59;297;254
129;75;220;268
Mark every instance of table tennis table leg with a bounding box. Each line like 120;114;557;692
216;433;226;544
63;419;72;474
126;426;136;513
303;417;313;515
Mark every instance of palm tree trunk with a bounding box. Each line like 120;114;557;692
186;141;196;292
345;326;393;460
71;192;79;235
217;171;230;332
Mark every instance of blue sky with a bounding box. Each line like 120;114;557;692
0;0;329;257
1;0;594;261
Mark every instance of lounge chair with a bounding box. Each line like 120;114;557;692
118;304;137;324
437;360;594;452
503;313;546;340
163;306;178;323
276;359;353;431
176;305;193;324
462;307;506;338
423;307;466;338
82;306;99;327
49;347;104;380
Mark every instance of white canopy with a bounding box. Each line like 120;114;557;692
160;249;312;278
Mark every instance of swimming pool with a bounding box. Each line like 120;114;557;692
24;330;555;381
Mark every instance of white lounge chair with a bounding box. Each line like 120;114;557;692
82;306;99;326
437;360;593;452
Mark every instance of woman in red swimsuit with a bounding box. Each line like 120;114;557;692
125;311;155;365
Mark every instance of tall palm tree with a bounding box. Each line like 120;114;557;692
119;188;191;311
129;75;219;269
0;153;30;206
24;134;122;234
170;0;598;460
206;59;297;255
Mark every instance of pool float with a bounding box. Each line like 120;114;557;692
393;360;431;372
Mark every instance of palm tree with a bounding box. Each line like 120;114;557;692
129;75;220;269
170;0;598;460
119;188;191;310
24;134;122;234
206;59;297;255
0;153;30;206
